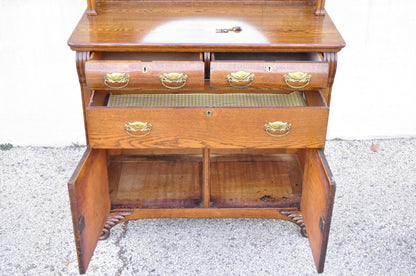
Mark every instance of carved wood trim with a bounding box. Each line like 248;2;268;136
280;209;307;237
99;210;133;240
323;52;337;88
76;52;91;144
322;52;338;106
76;52;90;86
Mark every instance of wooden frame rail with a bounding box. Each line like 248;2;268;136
86;0;326;16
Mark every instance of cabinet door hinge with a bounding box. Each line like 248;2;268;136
319;215;326;236
78;215;85;233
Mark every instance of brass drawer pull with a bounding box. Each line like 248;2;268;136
125;121;152;137
160;72;188;89
227;71;255;89
264;121;292;137
104;73;130;89
283;72;311;89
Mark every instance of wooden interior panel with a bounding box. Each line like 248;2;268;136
67;148;110;274
89;1;325;17
300;149;335;273
106;148;298;156
211;154;303;208
213;52;323;62
304;90;327;106
108;155;202;208
97;52;202;61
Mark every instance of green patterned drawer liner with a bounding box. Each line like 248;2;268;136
107;91;306;107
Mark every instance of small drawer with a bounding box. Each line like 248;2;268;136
85;52;205;90
86;91;329;149
210;52;328;91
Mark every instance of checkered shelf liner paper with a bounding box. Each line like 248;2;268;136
107;91;306;107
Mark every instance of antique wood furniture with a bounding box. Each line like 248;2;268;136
67;0;345;274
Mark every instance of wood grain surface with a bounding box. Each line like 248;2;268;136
210;154;302;208
86;104;329;149
210;61;328;90
68;1;345;52
300;148;335;273
86;52;204;90
108;155;202;208
67;147;110;274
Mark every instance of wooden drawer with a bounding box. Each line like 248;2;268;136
210;52;328;91
86;91;329;149
85;52;205;90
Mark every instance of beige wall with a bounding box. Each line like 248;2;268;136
0;0;415;146
326;0;416;139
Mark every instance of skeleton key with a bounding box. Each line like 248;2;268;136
216;26;242;33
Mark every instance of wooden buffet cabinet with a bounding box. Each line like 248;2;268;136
67;0;345;273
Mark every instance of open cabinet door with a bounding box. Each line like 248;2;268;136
301;149;336;273
68;147;110;274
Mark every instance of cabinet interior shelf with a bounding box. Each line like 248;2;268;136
108;153;303;209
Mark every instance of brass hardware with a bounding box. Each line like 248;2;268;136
319;215;326;236
104;72;130;89
283;72;312;89
205;110;213;116
160;72;188;89
264;121;292;137
125;121;152;137
266;65;273;72
216;26;242;33
78;215;85;233
142;66;149;73
227;71;255;89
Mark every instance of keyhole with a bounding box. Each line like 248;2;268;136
205;110;213;116
266;65;273;72
142;66;149;73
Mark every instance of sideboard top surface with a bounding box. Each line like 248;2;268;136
68;1;345;52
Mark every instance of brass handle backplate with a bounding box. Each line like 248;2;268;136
125;121;152;137
283;72;311;89
104;72;130;89
227;71;255;89
264;121;292;137
160;72;188;89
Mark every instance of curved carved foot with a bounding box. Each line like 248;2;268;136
280;210;308;238
99;210;133;240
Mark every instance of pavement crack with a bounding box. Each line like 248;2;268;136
116;221;129;276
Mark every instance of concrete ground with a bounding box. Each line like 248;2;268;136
0;138;415;275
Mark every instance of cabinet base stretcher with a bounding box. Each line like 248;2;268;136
99;208;307;241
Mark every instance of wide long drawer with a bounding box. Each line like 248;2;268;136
85;52;205;90
210;52;328;91
86;91;329;149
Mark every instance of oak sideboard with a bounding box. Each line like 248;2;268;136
67;0;345;273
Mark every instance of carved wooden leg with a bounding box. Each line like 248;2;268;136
99;210;133;240
280;210;308;238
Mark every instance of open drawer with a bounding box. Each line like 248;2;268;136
68;147;335;273
210;52;328;91
86;90;329;149
85;52;205;90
